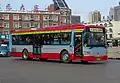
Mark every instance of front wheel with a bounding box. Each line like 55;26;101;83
60;51;71;63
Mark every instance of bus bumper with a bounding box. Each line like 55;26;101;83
82;56;108;61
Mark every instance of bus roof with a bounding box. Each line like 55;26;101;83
11;24;104;34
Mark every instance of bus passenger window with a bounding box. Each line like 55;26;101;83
61;33;71;44
12;36;20;45
12;36;16;45
41;35;46;45
47;34;50;44
50;33;60;45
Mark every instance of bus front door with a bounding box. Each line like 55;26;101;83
74;33;82;56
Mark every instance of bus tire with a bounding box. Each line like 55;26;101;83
60;51;71;63
22;49;32;60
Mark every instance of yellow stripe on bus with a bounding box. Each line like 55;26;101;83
61;30;72;32
74;29;84;32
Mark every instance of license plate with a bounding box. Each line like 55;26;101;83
96;58;100;60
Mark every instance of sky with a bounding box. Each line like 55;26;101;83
0;0;120;22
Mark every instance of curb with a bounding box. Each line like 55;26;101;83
108;58;120;60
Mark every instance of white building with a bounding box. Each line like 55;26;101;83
109;2;120;21
88;10;101;23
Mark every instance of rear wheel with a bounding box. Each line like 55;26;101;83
22;49;32;60
60;51;71;63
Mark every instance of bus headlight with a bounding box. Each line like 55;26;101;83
84;51;91;55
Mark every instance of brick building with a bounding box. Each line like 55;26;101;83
0;10;63;34
0;0;71;34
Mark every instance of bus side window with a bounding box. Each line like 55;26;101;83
49;34;54;44
12;36;19;45
32;34;41;46
50;33;60;45
61;32;71;44
12;36;16;45
19;35;25;44
41;34;45;45
15;36;20;44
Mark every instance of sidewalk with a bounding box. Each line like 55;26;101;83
108;46;120;59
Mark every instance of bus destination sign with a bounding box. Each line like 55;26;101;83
90;28;103;32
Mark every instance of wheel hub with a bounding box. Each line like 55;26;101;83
63;54;69;61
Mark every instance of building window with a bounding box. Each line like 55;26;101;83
105;29;108;33
3;22;9;28
33;15;40;21
109;28;113;32
109;34;113;38
118;33;120;35
32;22;40;28
52;15;58;21
52;23;58;26
3;14;9;20
109;22;113;27
61;11;68;16
104;23;107;27
3;31;9;34
13;14;19;20
22;15;31;20
13;22;19;28
43;15;49;21
106;34;108;39
61;17;67;23
22;22;31;28
43;22;49;27
49;16;53;20
100;24;103;26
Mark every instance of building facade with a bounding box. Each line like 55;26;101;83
71;15;81;24
88;10;101;23
109;2;120;21
0;0;72;34
0;9;72;34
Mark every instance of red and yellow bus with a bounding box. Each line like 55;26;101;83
10;24;108;63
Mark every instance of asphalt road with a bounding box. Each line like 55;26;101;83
0;57;120;83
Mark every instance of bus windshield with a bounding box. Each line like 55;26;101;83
84;28;106;47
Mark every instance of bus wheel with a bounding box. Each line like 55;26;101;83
22;49;32;60
60;51;71;63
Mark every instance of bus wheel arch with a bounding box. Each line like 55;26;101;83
22;49;32;60
60;49;71;63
